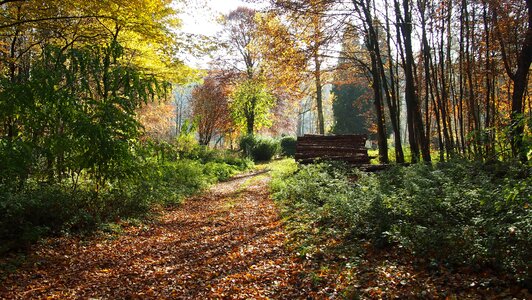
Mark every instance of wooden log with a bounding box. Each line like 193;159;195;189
295;151;369;157
298;136;367;143
295;147;368;153
302;134;367;138
297;143;367;149
295;155;369;162
295;134;371;165
297;142;366;147
297;157;371;164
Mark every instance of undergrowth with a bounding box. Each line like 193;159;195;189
270;159;531;286
0;145;253;254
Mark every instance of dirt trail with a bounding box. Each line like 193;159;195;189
0;172;312;299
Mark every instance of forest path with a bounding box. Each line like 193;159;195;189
0;171;313;299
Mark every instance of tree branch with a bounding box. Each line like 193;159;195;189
0;15;116;30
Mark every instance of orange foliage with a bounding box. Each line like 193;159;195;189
137;99;175;141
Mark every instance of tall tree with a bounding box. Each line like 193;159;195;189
220;7;259;80
331;83;373;135
272;0;341;135
352;0;390;163
219;7;271;135
254;12;308;135
493;0;532;162
230;79;275;135
191;73;232;145
394;0;431;162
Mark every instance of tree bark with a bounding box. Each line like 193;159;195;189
314;53;325;134
397;0;431;162
509;0;532;162
385;3;405;163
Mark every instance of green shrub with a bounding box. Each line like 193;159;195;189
0;145;253;254
132;159;212;206
183;146;253;170
251;137;280;162
272;161;531;282
203;162;237;181
239;134;257;157
238;135;280;162
221;153;254;170
280;136;297;157
0;184;96;252
0;140;33;186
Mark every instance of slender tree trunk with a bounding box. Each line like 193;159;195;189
397;0;431;162
482;2;494;159
394;0;419;162
246;100;256;135
7;9;21;140
459;0;467;155
444;0;456;157
314;53;325;135
370;54;389;164
438;3;453;159
356;0;389;163
464;1;478;158
419;0;437;159
509;0;532;162
385;3;405;163
450;68;461;152
429;43;445;162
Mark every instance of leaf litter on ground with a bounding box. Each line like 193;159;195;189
0;169;529;299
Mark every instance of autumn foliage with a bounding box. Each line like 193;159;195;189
191;73;232;145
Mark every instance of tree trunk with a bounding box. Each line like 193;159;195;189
357;0;389;163
385;3;405;163
510;0;532;162
370;54;389;164
458;0;467;155
398;0;431;162
246;113;255;135
314;53;325;135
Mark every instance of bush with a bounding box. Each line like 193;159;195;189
203;162;237;182
251;137;279;162
239;135;280;162
0;145;253;254
280;136;297;157
182;146;254;170
0;140;33;186
0;184;101;253
239;134;257;157
271;161;531;282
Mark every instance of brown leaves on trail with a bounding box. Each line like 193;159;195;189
0;172;313;299
279;224;531;300
328;244;531;300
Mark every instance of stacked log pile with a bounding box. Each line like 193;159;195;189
295;134;372;165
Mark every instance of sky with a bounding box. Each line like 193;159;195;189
177;0;266;68
179;1;257;36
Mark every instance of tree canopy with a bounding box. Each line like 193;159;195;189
230;79;275;135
